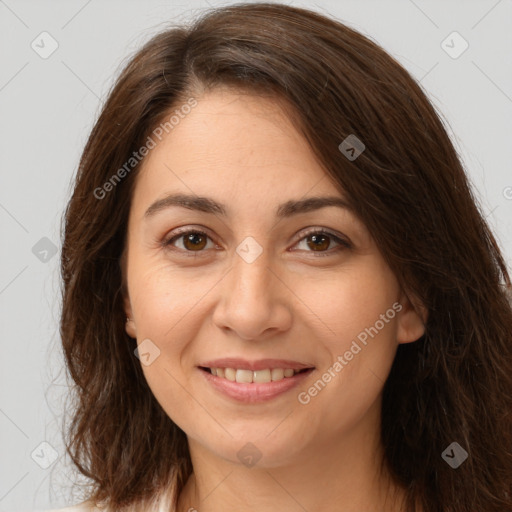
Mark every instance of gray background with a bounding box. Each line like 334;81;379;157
0;0;511;511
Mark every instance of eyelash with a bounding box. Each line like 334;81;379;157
162;227;351;257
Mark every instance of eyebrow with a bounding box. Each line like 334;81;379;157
144;193;353;219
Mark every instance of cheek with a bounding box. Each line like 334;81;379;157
127;262;207;431
126;259;207;389
291;257;400;348
292;259;400;418
295;314;398;439
127;244;401;435
128;254;217;340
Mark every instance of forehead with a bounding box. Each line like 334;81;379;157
131;88;347;214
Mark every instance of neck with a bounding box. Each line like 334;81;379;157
176;403;408;511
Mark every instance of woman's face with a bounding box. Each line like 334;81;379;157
123;87;425;468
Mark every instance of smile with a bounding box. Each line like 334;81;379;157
200;366;308;383
198;366;315;403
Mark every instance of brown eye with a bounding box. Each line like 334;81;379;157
294;229;350;256
164;230;213;252
163;227;349;257
306;233;331;252
182;232;207;251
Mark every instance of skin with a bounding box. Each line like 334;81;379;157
122;87;426;512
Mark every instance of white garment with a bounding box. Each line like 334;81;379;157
32;501;101;512
28;496;175;512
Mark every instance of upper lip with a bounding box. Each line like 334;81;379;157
199;358;315;371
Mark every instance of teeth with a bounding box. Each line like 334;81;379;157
254;369;272;383
224;368;236;381
208;367;305;383
236;369;253;383
271;368;284;380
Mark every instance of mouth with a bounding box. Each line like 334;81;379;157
198;366;312;384
197;360;315;403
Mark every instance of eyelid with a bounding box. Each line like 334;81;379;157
293;227;351;250
162;225;216;253
162;225;351;255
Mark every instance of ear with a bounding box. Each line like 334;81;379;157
123;294;137;339
120;246;137;339
396;289;427;344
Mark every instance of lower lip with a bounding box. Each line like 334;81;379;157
198;367;314;403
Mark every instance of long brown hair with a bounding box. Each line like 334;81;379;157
60;3;512;511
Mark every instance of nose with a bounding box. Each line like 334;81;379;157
212;247;293;341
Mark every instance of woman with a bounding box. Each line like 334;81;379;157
56;3;512;512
